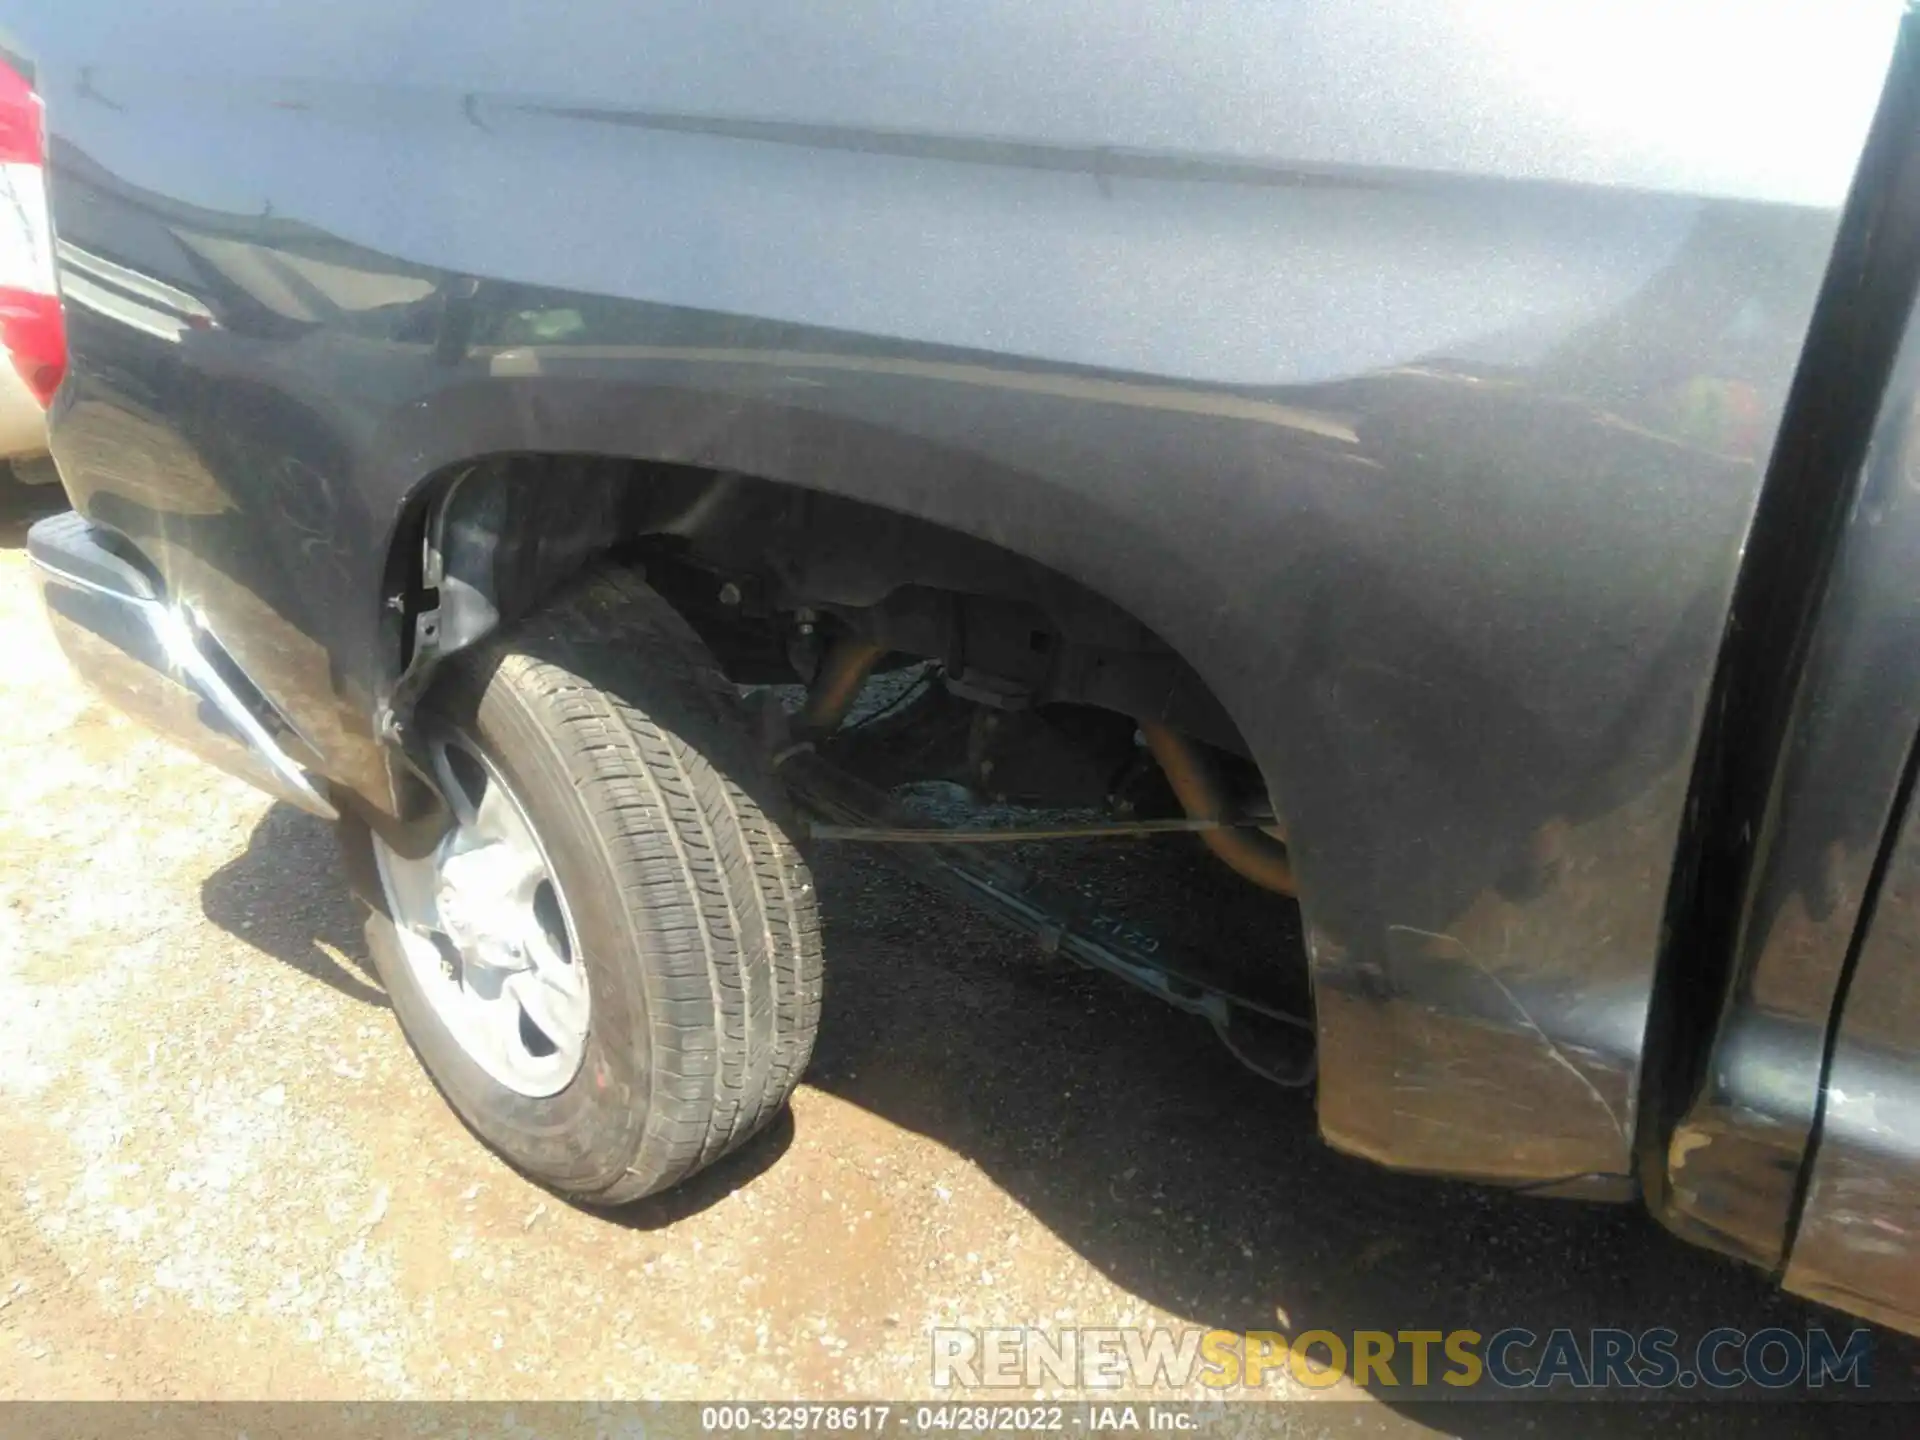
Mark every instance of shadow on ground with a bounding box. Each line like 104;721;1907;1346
213;803;1920;1436
200;802;387;1008
808;836;1920;1436
0;470;66;547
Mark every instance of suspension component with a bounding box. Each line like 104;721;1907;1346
1139;720;1295;895
799;635;887;732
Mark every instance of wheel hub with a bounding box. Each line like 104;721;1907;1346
372;736;591;1097
434;843;535;973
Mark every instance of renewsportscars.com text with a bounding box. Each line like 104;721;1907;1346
931;1325;1874;1393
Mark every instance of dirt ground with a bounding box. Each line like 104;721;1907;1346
2;479;1914;1438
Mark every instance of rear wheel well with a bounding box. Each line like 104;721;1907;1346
371;453;1313;1091
387;453;1266;778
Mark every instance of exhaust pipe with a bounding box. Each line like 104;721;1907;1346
799;635;887;732
1139;721;1295;896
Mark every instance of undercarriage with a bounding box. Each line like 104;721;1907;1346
780;725;1316;1087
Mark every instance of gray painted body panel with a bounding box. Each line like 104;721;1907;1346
1663;285;1920;1268
1787;759;1920;1330
17;2;1905;1188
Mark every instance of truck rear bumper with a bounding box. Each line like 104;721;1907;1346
27;510;337;820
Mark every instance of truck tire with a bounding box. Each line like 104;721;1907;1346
357;567;822;1204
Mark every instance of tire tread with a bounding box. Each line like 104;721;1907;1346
451;568;821;1202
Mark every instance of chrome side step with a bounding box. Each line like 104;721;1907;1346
28;511;338;820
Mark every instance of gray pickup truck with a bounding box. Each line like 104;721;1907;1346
10;0;1920;1341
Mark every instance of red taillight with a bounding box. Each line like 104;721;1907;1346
0;59;63;407
0;61;42;166
0;290;62;404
